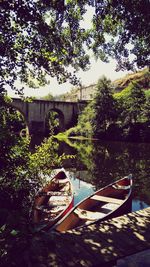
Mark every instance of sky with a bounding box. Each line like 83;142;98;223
8;58;131;98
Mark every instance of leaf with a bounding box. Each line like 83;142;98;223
11;229;19;236
0;224;6;233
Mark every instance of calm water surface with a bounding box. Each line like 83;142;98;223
56;138;150;213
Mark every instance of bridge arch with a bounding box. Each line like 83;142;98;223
10;98;87;135
8;102;29;136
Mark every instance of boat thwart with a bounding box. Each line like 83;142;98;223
54;174;133;232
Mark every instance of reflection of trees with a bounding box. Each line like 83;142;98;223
62;138;95;175
91;142;150;204
63;138;150;205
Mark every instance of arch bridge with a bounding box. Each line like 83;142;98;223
11;98;87;135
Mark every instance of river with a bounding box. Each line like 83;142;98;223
32;135;150;213
54;138;150;212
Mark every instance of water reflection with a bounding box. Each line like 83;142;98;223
69;170;95;205
56;138;150;212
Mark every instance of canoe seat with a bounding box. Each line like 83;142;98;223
35;203;66;212
91;195;123;204
54;178;69;184
38;191;69;197
74;208;105;221
112;184;131;190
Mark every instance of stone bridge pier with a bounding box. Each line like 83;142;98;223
11;98;87;135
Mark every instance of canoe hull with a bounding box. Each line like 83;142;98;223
54;174;133;232
33;168;74;230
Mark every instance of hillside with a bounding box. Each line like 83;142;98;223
58;68;150;101
112;68;150;92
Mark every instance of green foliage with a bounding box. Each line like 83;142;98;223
91;1;150;70
71;73;150;141
92;76;118;136
115;82;146;125
0;96;69;267
76;102;94;137
0;0;91;93
0;135;66;219
127;82;146;123
114;85;131;100
40;93;54;101
45;110;60;136
0;103;29;190
65;101;94;138
0;1;150;94
29;137;65;179
145;89;150;98
0;100;33;236
143;95;150;122
113;70;150;127
0;94;69;212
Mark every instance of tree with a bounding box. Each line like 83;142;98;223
126;82;146;123
143;95;150;122
92;0;150;70
0;1;150;94
92;76;118;136
0;0;90;93
0;98;32;212
75;101;95;137
40;93;54;101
